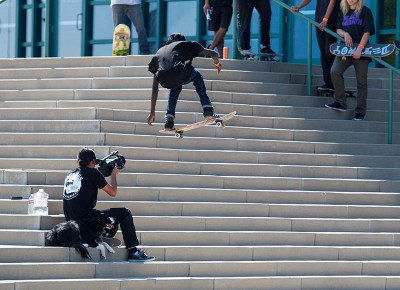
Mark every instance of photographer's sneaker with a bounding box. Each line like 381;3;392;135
128;249;155;262
325;101;347;112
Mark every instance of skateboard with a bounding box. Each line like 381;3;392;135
317;87;355;98
240;50;283;62
329;43;395;60
159;111;236;139
112;24;130;56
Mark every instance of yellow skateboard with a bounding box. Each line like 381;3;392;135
112;24;130;56
159;111;236;139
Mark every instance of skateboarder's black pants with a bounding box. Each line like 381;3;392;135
238;0;272;50
316;28;336;88
99;207;140;249
331;56;369;115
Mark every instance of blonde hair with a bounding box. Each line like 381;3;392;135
341;0;364;15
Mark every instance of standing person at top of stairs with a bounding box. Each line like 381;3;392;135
203;0;233;58
147;33;222;131
111;0;150;55
325;0;375;121
237;0;276;56
290;0;340;91
63;148;155;262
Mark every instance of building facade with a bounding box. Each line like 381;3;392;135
0;0;399;67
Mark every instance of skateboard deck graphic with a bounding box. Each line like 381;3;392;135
112;24;131;56
329;43;395;58
160;111;236;138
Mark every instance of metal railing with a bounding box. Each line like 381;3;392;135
271;0;399;144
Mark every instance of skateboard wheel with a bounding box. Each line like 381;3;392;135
175;132;183;139
216;121;224;128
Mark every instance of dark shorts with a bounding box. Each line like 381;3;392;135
208;6;233;31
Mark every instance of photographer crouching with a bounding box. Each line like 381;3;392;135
63;147;155;261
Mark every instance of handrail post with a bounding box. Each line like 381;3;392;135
388;70;393;144
307;22;312;96
232;0;237;59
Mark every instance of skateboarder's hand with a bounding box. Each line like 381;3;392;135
147;112;155;126
213;61;222;74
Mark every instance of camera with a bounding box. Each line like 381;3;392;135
96;151;126;177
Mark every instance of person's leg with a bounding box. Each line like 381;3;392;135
100;208;139;248
125;4;150;54
255;0;271;47
353;59;369;116
316;29;333;88
330;56;352;108
238;0;254;50
188;69;212;110
211;28;227;56
166;85;182;119
210;6;233;56
112;4;126;27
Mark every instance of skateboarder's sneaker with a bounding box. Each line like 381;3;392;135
352;113;365;121
128;249;155;262
203;107;220;120
164;116;175;130
260;46;275;54
325;101;347;112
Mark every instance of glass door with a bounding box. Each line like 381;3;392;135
57;0;83;57
0;0;16;58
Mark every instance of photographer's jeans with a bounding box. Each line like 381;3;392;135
166;69;213;119
101;208;139;248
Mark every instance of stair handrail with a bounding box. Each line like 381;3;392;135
271;0;399;144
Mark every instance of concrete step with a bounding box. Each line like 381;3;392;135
2;185;400;207
36;215;400;233
0;145;399;169
0;132;399;157
6;194;400;217
1;158;398;180
0;115;398;144
0;67;110;79
1;92;399;127
3;260;400;281
4;245;400;263
1;275;398;290
2;168;399;192
3;228;400;247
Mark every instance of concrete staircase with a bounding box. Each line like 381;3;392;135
0;55;399;290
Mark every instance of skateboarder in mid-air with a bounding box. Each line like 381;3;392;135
147;33;222;130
